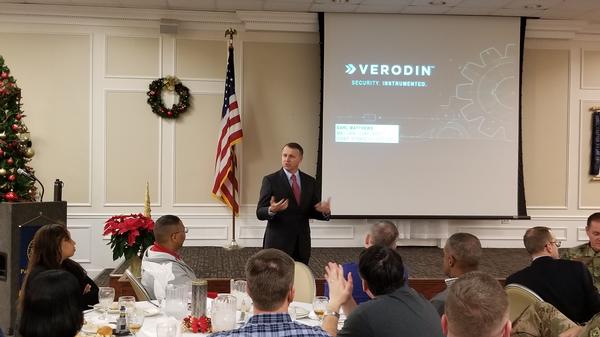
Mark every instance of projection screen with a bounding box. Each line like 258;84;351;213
321;13;523;217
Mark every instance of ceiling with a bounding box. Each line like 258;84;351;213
0;0;599;22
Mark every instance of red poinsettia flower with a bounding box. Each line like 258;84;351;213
103;213;154;261
183;315;211;334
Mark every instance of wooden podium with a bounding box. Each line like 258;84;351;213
0;201;67;336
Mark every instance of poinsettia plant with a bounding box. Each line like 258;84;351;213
183;315;211;333
103;213;155;260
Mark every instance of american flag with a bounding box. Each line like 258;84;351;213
212;45;243;215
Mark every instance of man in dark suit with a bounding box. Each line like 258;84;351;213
506;226;600;324
256;143;331;264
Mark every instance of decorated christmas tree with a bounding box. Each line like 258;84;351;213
0;55;37;202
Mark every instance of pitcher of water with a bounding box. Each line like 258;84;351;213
211;294;237;332
165;284;188;320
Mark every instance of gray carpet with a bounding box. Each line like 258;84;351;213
95;246;533;286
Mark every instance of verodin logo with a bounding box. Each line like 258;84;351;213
345;63;435;76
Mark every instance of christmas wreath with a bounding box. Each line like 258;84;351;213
147;76;190;119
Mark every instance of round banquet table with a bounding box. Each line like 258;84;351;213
83;300;324;337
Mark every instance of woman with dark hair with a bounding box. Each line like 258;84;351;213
20;269;84;337
21;223;99;310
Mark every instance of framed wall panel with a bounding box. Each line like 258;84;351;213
173;93;222;205
104;90;160;205
0;32;92;205
522;48;570;209
241;40;320;205
105;35;160;78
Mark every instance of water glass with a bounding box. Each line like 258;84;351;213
312;296;328;322
156;319;178;337
98;287;115;320
165;284;188;320
211;294;237;332
118;295;136;313
231;280;248;310
128;309;145;336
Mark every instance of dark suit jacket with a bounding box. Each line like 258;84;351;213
256;169;328;263
506;256;600;323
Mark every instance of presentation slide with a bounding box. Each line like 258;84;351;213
322;13;522;217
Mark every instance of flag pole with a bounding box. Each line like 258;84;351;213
224;28;240;251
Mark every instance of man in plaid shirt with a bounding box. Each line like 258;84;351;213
210;249;330;337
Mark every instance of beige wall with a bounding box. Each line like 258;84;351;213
0;33;91;205
522;49;569;208
2;9;600;273
242;41;320;204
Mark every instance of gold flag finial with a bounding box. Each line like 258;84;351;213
143;182;151;217
225;28;237;47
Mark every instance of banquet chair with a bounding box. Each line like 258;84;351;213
505;283;544;321
124;268;154;301
293;262;316;303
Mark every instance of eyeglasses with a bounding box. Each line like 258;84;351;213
548;240;561;248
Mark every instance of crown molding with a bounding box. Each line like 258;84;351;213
526;19;600;41
236;11;317;32
3;5;598;38
0;4;317;32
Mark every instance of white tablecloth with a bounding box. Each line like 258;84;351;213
84;301;320;337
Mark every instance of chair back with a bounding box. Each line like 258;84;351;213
293;262;316;303
124;268;154;301
505;283;544;321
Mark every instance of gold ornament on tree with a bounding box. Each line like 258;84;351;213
0;168;6;176
24;148;35;158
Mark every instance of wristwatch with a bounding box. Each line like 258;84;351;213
324;309;340;319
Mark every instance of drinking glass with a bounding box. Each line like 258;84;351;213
156;319;178;337
128;308;145;336
98;287;115;320
231;280;247;309
118;295;136;314
211;294;237;332
165;284;188;320
312;296;328;322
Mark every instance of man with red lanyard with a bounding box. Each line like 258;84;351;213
141;215;196;300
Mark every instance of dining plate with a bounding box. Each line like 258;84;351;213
80;323;99;334
93;302;120;314
143;307;161;317
290;306;309;319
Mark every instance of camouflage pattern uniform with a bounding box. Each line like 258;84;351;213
561;243;600;291
512;302;577;337
511;302;600;337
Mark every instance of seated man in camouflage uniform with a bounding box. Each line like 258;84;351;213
562;212;600;291
443;270;600;337
512;302;600;337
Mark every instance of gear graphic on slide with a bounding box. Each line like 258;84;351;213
452;44;518;139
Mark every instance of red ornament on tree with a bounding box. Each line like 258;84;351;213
4;191;18;202
0;71;8;79
6;157;14;165
15;114;22;121
7;174;16;182
0;148;4;157
11;124;19;132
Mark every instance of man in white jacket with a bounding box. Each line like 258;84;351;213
141;214;196;299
